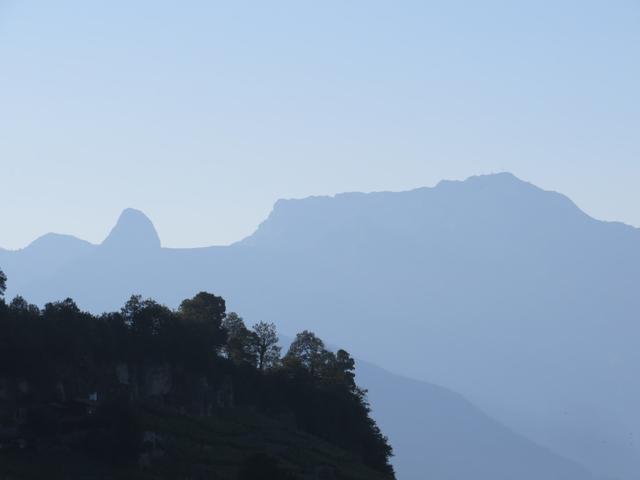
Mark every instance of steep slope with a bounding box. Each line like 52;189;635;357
1;209;164;306
231;173;640;479
101;208;162;251
357;361;597;480
0;297;394;480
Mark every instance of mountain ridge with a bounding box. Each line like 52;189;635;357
3;173;637;253
1;172;638;479
239;172;638;251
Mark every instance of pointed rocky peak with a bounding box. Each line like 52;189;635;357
101;208;161;250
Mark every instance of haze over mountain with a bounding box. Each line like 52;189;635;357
356;361;596;480
101;207;162;251
2;173;638;479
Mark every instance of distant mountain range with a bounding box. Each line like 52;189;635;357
356;361;596;480
2;172;638;479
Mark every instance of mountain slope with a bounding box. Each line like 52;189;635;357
232;173;640;479
101;208;162;251
357;361;597;480
2;173;638;478
0;233;95;295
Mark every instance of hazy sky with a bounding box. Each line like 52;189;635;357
1;1;638;249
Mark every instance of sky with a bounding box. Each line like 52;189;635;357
0;0;638;249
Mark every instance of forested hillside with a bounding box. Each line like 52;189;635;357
0;269;393;480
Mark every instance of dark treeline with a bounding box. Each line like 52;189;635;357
0;269;394;478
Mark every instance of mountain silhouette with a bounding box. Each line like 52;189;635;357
101;208;161;250
356;361;596;480
1;173;637;479
0;233;95;295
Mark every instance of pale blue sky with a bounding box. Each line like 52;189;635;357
1;1;638;249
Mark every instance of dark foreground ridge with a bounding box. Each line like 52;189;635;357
0;270;394;480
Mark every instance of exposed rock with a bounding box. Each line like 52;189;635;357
116;363;130;385
101;208;161;251
215;376;234;409
17;380;29;395
144;365;172;397
55;381;66;402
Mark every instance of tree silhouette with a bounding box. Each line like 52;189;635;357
179;291;227;349
324;349;358;392
0;268;6;297
283;330;331;377
0;289;395;477
9;295;39;314
223;312;258;366
251;322;281;371
179;291;226;325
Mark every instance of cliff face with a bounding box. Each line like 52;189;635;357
125;363;235;414
0;362;232;425
0;364;391;480
0;343;393;480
